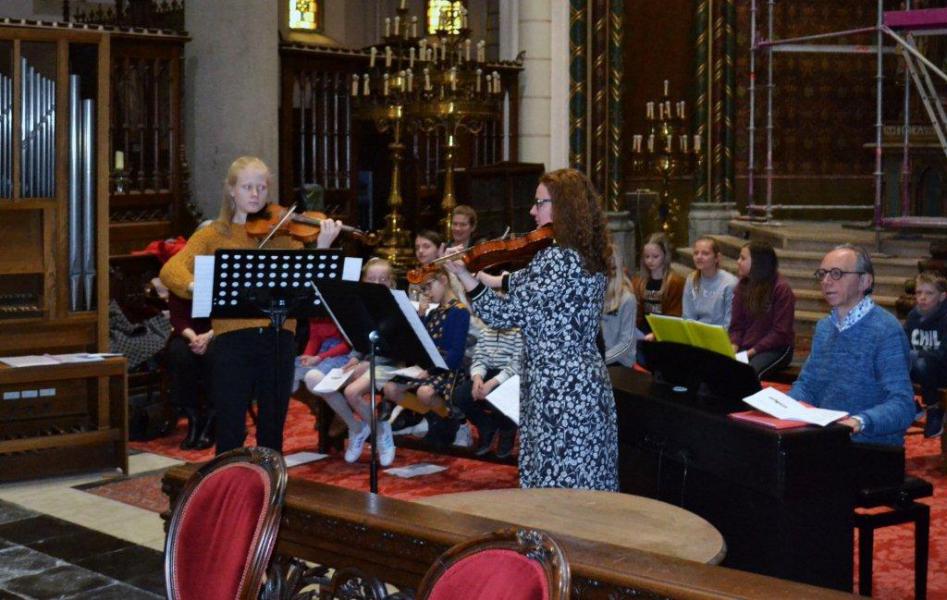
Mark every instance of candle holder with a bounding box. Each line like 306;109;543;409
354;2;504;251
112;168;129;194
630;80;702;240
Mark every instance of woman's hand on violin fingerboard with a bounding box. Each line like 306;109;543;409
316;219;343;248
444;260;479;292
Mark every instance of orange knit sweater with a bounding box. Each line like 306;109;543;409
159;222;301;336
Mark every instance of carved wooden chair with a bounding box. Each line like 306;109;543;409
415;528;571;600
164;446;287;600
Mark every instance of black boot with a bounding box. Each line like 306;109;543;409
193;411;216;450
179;409;200;450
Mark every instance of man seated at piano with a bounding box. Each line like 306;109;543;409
788;244;915;446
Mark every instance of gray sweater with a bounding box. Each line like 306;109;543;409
682;269;738;329
601;290;637;367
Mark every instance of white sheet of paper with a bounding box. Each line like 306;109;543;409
283;451;328;468
342;257;363;282
312;368;355;393
0;355;61;367
743;386;848;427
486;375;520;426
191;255;215;318
390;289;448;370
49;353;104;363
735;350;749;364
391;365;426;379
385;463;448;478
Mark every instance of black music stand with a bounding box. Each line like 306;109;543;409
205;249;350;443
640;340;761;413
310;279;447;494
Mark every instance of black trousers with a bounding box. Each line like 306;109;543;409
166;335;210;412
453;368;517;438
209;327;295;455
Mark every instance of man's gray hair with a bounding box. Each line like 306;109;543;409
833;243;874;294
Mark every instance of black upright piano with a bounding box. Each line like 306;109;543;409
611;366;856;591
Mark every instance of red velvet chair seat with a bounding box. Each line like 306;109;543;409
428;548;548;600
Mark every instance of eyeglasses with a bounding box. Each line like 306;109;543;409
533;198;552;208
814;268;866;281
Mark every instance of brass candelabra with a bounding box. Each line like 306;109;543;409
631;80;702;240
353;1;504;264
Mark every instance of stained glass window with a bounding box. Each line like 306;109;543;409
427;0;466;35
289;0;318;31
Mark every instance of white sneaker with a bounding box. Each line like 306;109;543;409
452;423;473;448
377;421;396;466
395;417;429;437
344;423;371;463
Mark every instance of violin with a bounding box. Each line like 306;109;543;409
245;203;378;247
406;224;554;284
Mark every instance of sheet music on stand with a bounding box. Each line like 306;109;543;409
191;250;362;318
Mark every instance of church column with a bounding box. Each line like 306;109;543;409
514;0;554;170
689;0;738;242
184;0;280;218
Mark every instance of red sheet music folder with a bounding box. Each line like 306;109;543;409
729;410;810;430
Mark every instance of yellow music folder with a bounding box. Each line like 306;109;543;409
645;314;695;346
646;314;736;359
686;321;736;359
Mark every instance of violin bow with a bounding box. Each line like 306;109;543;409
257;204;298;248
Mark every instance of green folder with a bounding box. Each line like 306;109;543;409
646;314;694;346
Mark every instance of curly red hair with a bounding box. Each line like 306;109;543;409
541;168;611;276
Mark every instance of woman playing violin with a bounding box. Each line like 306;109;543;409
445;168;618;491
160;156;342;455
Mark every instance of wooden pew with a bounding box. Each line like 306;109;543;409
162;464;856;599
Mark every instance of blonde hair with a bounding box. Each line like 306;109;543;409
215;156;272;234
604;246;633;313
361;257;394;288
639;233;673;297
452;204;477;229
916;271;947;295
689;236;721;295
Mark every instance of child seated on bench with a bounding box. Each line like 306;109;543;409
904;271;947;438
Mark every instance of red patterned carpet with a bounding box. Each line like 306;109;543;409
94;397;946;599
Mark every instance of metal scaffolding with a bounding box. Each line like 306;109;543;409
748;0;947;228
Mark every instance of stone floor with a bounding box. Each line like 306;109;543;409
0;452;182;599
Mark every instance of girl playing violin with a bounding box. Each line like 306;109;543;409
445;168;618;491
160;156;343;455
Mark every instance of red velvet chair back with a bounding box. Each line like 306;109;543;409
417;528;570;600
164;447;287;600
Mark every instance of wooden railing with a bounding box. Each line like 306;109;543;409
162;464;854;600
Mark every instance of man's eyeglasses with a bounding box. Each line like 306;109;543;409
533;198;552;209
814;268;866;281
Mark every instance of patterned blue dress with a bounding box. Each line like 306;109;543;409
470;245;618;490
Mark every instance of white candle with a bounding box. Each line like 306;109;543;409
409;47;415;69
681;134;689;153
394;16;400;35
419;39;427;59
363;72;370;95
665;100;672;118
383;73;390;96
462;7;468;29
465;39;471;62
411;17;418;38
370;46;377;68
647;134;655;153
477;40;486;63
476;68;482;93
406;70;413;91
384;17;391;37
432;42;438;62
693;134;702;153
493;71;501;94
385;46;392;68
115;151;124;170
658;103;664;120
450;67;457;91
424;68;431;91
485;73;492;95
666;135;672;152
351;74;359;96
400;0;406;9
664;79;669;96
646;102;653;119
